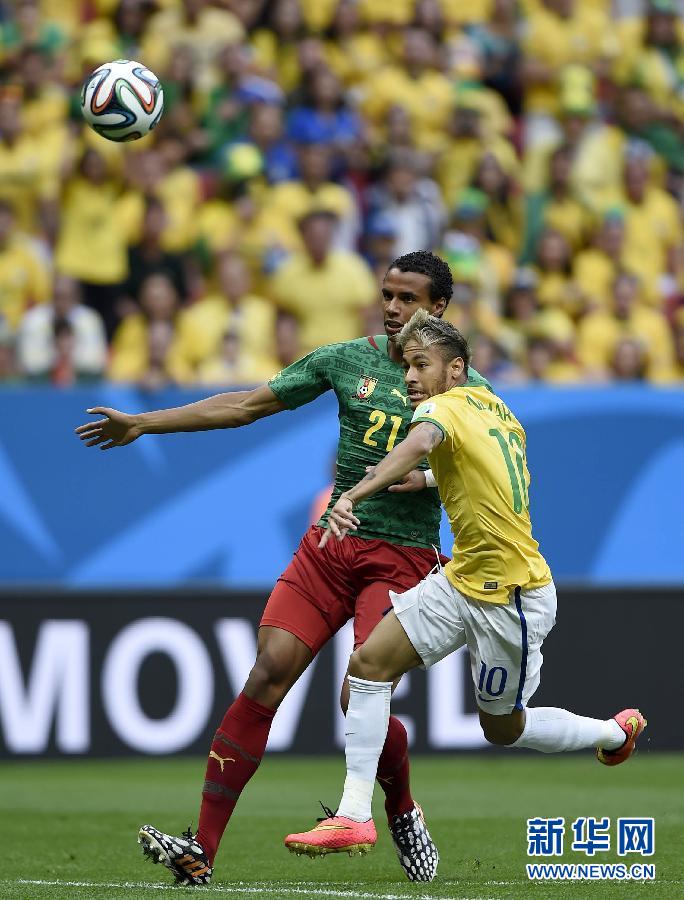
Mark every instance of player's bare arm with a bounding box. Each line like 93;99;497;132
75;384;286;450
319;422;443;547
364;465;430;493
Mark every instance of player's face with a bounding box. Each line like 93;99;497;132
381;269;447;342
403;341;464;408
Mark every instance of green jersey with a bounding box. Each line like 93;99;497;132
269;334;492;549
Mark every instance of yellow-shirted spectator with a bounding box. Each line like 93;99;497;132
175;253;277;379
269;144;358;250
109;272;189;384
197;304;302;387
532;228;580;315
270;210;376;353
619;148;683;306
77;2;160;82
117;141;201;254
522;82;623;210
358;0;415;26
441;189;514;312
197;329;278;386
522;0;615;121
615;1;684;118
300;0;338;32
443;276;503;344
0;200;50;330
55;149;128;285
39;0;80;39
141;0;244;89
572;212;627;312
12;51;71;213
522;144;592;263
525;334;584;383
196;144;300;284
440;0;492;25
55;148;129;335
359;29;454;152
16;48;69;138
323;1;389;86
153;138;202;254
436;102;518;212
568;125;625;214
471;151;523;255
251;0;307;95
499;267;576;364
0;93;52;233
198;187;300;285
576;271;675;381
451;79;512;142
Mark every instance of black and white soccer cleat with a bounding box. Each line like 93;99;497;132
388;803;439;882
138;824;213;886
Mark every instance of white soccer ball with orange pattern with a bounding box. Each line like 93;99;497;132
81;59;164;142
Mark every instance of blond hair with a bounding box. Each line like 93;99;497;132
397;309;470;370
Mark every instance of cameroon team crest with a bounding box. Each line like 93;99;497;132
355;375;378;401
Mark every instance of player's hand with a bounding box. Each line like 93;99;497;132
318;495;360;548
74;407;143;450
385;468;427;493
367;466;426;492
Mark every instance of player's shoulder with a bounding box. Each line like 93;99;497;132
452;383;507;407
455;385;525;431
314;335;386;358
426;384;509;417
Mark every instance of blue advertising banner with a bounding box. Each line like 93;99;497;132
1;385;683;586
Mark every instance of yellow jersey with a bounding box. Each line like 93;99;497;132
411;385;551;604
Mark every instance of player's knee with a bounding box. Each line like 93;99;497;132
348;645;393;682
244;649;296;707
479;711;524;746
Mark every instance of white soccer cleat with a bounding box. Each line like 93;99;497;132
138;824;212;885
388;803;439;881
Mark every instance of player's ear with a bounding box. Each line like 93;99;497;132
448;355;464;380
431;296;447;317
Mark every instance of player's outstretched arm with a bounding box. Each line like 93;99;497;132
320;422;443;547
75;384;286;450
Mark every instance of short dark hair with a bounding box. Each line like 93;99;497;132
297;208;338;230
397;309;470;378
386;250;453;305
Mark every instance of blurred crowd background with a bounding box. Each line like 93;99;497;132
1;0;684;389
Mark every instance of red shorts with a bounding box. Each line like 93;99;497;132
260;526;446;656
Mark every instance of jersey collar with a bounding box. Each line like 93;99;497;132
368;334;390;356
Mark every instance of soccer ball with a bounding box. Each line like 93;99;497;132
81;59;164;142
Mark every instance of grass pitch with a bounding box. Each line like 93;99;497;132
0;754;681;900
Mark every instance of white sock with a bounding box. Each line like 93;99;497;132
512;707;625;753
336;676;392;822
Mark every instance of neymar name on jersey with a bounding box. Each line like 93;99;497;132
411;384;552;604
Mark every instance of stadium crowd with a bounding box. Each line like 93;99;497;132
1;0;684;387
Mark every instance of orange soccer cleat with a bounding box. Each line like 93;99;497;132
285;808;377;858
597;708;647;766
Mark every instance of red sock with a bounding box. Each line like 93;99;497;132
196;693;275;864
376;715;414;819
